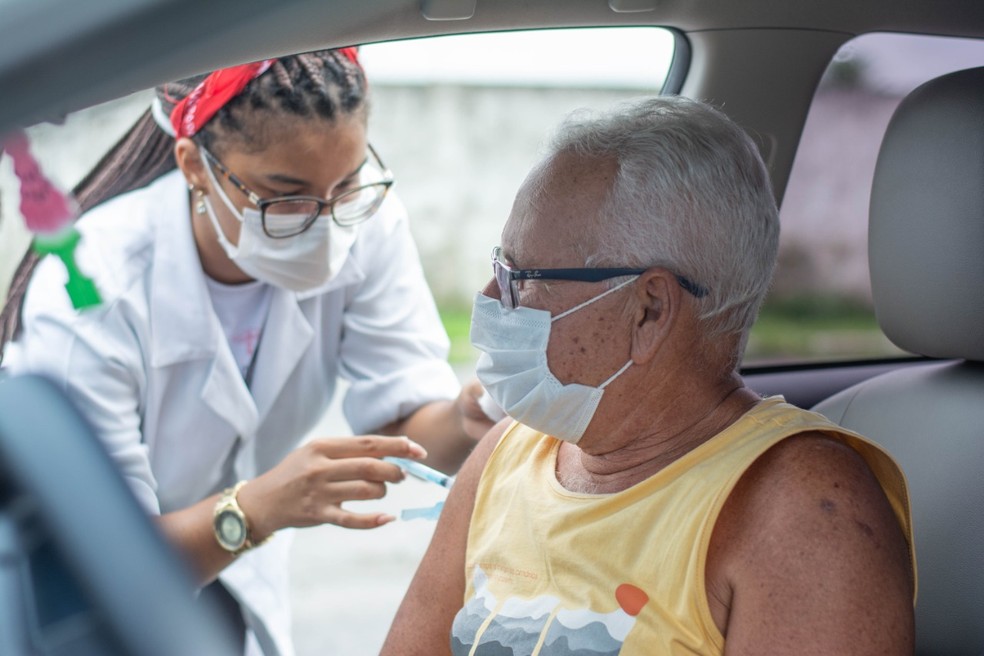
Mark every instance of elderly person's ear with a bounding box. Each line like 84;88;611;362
630;269;680;365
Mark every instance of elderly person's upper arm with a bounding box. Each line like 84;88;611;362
381;419;510;656
707;432;914;655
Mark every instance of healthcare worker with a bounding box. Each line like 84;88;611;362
1;48;494;655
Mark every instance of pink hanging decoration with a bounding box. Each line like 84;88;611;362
2;130;101;309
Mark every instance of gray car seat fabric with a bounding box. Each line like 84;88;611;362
867;68;984;360
813;67;984;656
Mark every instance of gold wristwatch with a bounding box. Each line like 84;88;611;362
212;480;266;555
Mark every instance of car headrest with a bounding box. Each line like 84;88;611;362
869;66;984;361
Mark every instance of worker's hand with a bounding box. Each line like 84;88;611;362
237;435;426;538
456;377;501;441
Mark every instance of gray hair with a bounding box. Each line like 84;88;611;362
546;95;780;342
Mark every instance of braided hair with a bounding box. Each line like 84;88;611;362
0;49;367;359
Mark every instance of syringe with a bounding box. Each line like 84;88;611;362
384;456;454;489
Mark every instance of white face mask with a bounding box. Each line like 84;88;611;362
201;163;358;292
469;277;637;444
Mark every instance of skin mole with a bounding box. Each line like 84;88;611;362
819;498;837;513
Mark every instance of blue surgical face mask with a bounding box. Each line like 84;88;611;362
469;277;637;444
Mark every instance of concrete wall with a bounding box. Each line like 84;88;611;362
368;84;657;303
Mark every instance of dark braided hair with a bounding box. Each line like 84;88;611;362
194;51;368;155
0;49;367;361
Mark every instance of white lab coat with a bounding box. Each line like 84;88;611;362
5;169;460;655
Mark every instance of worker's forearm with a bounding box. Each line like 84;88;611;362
159;494;239;586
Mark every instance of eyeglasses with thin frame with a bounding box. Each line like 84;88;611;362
200;144;394;238
491;246;709;310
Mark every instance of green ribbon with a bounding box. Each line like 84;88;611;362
32;227;102;310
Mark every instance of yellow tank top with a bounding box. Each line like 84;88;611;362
451;396;915;655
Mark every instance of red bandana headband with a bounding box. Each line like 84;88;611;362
339;47;361;67
169;47;362;138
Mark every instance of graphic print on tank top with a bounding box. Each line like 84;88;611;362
451;566;650;655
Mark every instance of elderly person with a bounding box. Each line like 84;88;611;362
382;96;915;655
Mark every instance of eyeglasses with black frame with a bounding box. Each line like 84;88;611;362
200;144;394;238
491;246;708;310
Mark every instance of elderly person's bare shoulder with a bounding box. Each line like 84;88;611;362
705;431;914;654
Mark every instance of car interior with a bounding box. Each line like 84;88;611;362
0;375;240;655
0;0;982;654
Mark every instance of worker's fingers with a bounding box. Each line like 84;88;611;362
322;507;397;530
308;435;427;460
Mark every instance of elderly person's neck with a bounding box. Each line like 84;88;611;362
556;330;760;495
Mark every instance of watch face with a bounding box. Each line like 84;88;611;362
215;509;246;550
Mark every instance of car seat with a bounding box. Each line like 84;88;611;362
812;67;984;655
